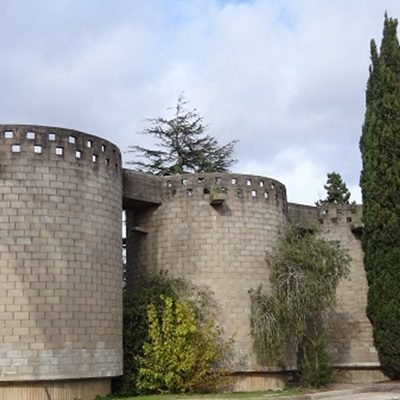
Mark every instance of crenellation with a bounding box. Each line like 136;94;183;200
0;122;387;396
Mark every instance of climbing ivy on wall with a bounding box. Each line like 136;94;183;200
249;224;350;386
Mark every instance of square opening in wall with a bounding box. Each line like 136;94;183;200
203;188;210;194
48;133;56;141
11;144;21;153
69;136;76;144
259;181;264;187
26;131;35;139
75;150;82;159
181;178;188;185
105;158;110;166
87;140;93;148
101;144;106;152
246;179;252;186
34;145;42;154
186;189;193;196
264;191;269;199
56;147;63;156
251;190;257;197
92;154;97;162
4;131;13;139
215;177;221;184
198;177;205;183
167;180;172;187
231;178;237;184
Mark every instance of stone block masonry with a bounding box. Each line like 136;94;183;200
0;125;123;399
0;123;385;396
125;175;385;387
125;172;289;371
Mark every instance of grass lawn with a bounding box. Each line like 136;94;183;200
96;387;304;400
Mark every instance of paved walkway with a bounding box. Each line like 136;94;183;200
285;382;400;400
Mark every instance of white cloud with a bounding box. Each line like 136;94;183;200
239;147;325;205
0;0;399;203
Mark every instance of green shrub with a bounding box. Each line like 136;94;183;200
136;295;231;393
116;272;184;395
298;333;335;387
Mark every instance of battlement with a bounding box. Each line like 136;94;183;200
0;124;121;175
161;172;288;212
0;122;380;397
0;124;123;396
318;204;363;233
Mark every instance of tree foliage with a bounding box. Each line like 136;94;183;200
117;273;184;395
249;224;350;386
318;172;351;205
136;295;231;393
360;14;400;379
118;272;231;395
128;95;237;175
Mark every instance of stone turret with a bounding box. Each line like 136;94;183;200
0;125;123;399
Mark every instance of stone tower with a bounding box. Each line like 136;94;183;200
124;171;289;389
0;125;123;399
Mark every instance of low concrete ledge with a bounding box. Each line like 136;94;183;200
123;169;162;208
0;378;110;400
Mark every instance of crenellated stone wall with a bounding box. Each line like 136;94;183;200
317;205;385;382
0;123;386;396
125;172;288;373
125;176;385;386
0;125;123;399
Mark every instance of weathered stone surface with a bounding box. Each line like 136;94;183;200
125;172;288;370
0;123;384;389
125;178;380;379
0;125;123;381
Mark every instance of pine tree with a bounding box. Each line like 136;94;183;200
318;172;351;205
128;95;237;175
360;14;400;378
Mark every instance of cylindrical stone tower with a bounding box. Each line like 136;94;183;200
0;125;123;400
125;172;288;390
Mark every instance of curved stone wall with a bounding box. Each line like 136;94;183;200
126;172;287;370
0;125;123;383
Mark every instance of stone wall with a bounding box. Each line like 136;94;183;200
124;174;386;384
123;170;162;208
126;172;288;371
317;205;384;379
0;125;123;387
0;122;385;393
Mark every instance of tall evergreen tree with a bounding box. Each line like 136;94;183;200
128;95;237;175
318;172;351;205
360;14;400;378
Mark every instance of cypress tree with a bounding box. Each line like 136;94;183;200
360;14;400;378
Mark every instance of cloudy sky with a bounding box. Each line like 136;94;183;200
1;0;399;204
